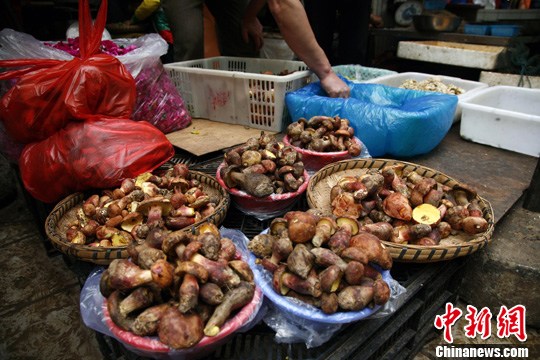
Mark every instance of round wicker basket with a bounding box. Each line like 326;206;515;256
307;158;495;263
45;171;230;265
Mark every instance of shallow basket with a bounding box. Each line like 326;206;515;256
45;171;230;265
307;158;495;263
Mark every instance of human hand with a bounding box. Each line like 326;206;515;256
370;14;384;29
241;16;264;50
320;72;350;98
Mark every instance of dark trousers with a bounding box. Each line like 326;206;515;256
161;0;258;61
304;0;371;66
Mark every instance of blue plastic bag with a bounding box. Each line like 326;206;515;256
285;80;458;158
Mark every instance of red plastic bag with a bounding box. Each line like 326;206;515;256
0;0;136;144
19;117;175;203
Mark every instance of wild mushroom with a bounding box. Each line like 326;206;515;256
107;290;135;331
137;196;173;228
121;212;143;232
203;281;255;337
312;217;337;247
131;303;169;336
140;181;161;197
198;222;220;237
248;233;275;258
161;230;192;259
221;165;274;198
269;217;288;237
106;258;174;291
158;305;204;349
118;286;155;318
136;246;167;270
198;232;221;261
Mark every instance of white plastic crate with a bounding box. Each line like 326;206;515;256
164;57;312;132
364;72;488;123
460;86;540;157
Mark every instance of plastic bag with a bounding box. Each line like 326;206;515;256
0;23;190;138
285;80;458;158
114;34;192;133
0;0;137;144
19;117;174;203
262;276;406;348
241;229;407;348
80;227;265;360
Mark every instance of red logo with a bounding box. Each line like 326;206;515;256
434;303;463;343
464;305;492;340
497;305;527;342
434;303;527;343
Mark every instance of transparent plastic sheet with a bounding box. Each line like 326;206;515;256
285;79;458;158
0;28;73;61
114;34;168;79
19;117;174;203
113;34;192;134
240;229;407;348
80;227;265;360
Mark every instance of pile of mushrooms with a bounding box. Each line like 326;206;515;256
220;132;306;197
286;115;361;156
65;164;219;247
249;210;392;314
330;164;489;246
101;223;256;349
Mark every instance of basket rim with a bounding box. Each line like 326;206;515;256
45;171;230;261
306;158;495;261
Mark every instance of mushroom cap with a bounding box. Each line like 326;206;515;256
134;172;153;188
136;197;173;216
121;212;143;232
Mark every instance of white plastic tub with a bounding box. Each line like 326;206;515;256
397;41;506;70
460;86;540;157
364;72;488;123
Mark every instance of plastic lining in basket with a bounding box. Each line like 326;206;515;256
45;171;230;265
306;158;495;263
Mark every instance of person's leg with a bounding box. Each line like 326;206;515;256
336;0;371;65
162;0;205;61
304;0;337;64
206;0;258;57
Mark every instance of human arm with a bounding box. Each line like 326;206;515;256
266;0;349;98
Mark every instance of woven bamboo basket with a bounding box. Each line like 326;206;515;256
307;158;495;263
45;171;230;265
